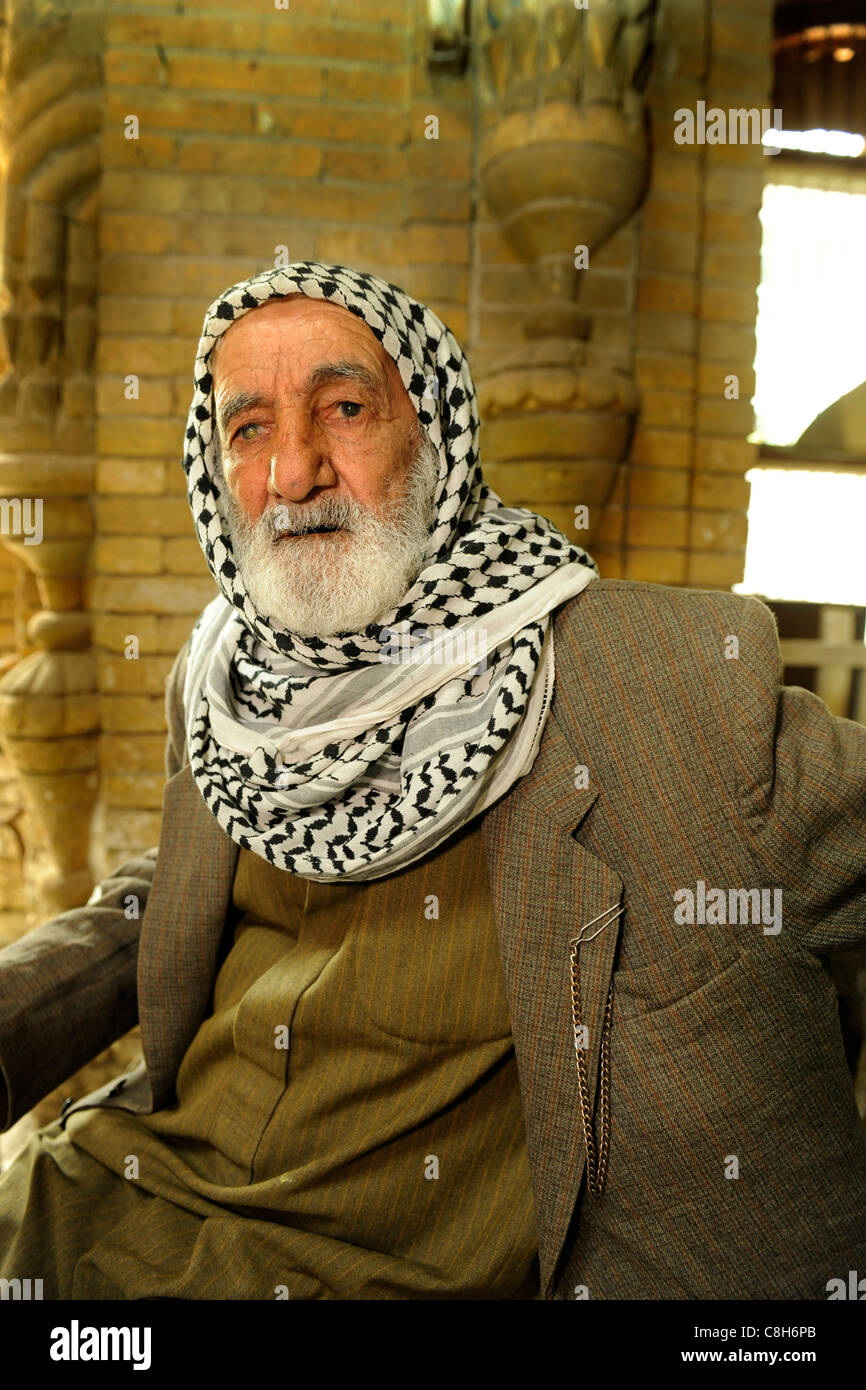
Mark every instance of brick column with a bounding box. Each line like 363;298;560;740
596;0;773;586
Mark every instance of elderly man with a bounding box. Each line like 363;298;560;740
0;262;864;1302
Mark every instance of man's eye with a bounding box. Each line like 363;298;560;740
233;422;260;442
335;401;363;419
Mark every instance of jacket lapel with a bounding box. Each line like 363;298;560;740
482;692;624;1299
136;762;239;1106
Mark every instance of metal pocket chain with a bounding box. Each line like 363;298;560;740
569;902;624;1198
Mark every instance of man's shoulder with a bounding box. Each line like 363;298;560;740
163;624;200;777
554;575;779;659
550;576;783;750
557;574;775;623
165;630;193;705
164;595;227;706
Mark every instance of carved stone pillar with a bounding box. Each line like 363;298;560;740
477;0;657;545
0;0;104;918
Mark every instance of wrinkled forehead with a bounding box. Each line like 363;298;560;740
209;292;392;380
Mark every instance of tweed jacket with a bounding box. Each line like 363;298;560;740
1;577;865;1300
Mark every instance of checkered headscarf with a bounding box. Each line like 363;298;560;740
181;262;598;880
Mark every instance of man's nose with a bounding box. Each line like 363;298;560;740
266;423;337;501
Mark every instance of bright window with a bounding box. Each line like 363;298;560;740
752;183;866;446
740;151;866;607
736;468;866;604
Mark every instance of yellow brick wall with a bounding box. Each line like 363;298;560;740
609;0;772;586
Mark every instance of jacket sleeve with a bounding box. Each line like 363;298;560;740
731;595;866;959
0;636;192;1132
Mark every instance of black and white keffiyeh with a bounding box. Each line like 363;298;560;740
182;261;598;881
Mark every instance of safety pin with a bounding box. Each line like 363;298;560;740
569;900;624;949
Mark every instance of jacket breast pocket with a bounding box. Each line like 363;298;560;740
612;932;742;1015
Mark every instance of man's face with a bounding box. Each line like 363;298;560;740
211;295;439;637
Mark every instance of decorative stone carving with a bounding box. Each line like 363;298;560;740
477;337;640;539
477;0;657;546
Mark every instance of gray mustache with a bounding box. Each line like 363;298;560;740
267;499;363;537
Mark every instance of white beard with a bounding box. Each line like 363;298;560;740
218;429;440;637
